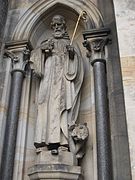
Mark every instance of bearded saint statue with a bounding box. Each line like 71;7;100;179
30;15;84;154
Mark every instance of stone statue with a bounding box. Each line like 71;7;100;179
31;15;85;155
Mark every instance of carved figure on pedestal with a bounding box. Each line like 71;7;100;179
31;15;86;157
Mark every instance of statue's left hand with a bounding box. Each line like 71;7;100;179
66;45;75;60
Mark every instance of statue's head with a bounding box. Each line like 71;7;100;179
51;15;67;38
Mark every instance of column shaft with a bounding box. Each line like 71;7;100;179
1;71;24;180
93;60;112;180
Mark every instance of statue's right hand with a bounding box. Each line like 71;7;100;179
41;40;54;53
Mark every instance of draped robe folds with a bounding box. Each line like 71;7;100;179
31;38;84;148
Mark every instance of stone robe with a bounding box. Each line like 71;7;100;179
31;38;84;148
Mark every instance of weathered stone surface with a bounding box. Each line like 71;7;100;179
113;0;135;179
32;15;84;154
28;164;82;180
113;0;135;57
35;149;77;166
120;56;135;180
28;150;81;180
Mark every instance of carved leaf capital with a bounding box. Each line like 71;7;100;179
4;47;31;72
90;38;108;52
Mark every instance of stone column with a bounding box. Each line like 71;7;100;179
0;41;31;180
83;28;112;180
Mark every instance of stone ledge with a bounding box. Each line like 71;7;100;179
28;164;82;180
35;150;77;166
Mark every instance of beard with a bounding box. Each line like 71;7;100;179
53;29;65;38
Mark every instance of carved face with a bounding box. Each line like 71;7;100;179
51;15;66;38
71;124;89;142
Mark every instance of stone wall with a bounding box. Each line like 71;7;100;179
113;0;135;179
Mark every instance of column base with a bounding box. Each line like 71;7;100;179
28;149;82;180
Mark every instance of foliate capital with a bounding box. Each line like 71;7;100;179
83;28;111;59
4;41;32;73
90;37;109;52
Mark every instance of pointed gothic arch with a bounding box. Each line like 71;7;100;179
12;0;104;48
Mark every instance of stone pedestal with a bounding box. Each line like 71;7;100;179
28;149;82;180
